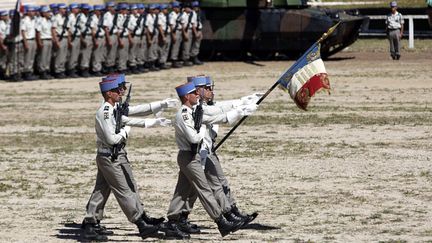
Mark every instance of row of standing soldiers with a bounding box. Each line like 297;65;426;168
0;1;204;81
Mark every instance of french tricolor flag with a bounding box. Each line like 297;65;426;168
10;0;24;38
277;43;331;111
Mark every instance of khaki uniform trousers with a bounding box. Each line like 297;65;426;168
181;153;233;216
116;36;129;71
91;37;105;73
84;150;144;224
37;39;52;72
80;35;93;69
170;30;182;61
137;35;147;65
8;42;24;75
23;39;37;73
105;34;118;68
158;34;171;64
53;38;68;74
147;31;159;62
388;29;401;58
0;48;7;71
167;150;222;221
128;36;141;68
181;29;193;61
190;30;202;58
67;36;81;71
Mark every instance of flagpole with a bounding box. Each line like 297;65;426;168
213;22;341;152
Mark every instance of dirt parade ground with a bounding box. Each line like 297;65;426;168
0;46;432;242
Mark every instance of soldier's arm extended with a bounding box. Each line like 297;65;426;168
128;98;178;116
121;115;171;127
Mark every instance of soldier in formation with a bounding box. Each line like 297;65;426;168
0;1;204;81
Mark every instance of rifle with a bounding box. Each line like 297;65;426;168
72;14;81;40
59;14;69;41
191;90;204;154
82;13;94;37
112;84;132;161
109;13;118;35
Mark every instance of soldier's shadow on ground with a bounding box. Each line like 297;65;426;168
54;222;158;242
241;223;281;230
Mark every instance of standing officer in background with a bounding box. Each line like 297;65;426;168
157;4;171;70
169;1;183;68
116;3;131;73
103;2;119;74
0;10;9;80
190;1;203;65
35;6;54;80
67;3;81;78
21;5;38;80
386;1;404;60
78;4;93;78
52;3;69;79
6;10;24;81
145;4;160;71
127;3;140;74
82;75;172;241
90;5;105;77
180;3;193;66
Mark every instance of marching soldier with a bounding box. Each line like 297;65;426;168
0;10;9;80
145;4;159;71
51;3;69;79
157;4;171;70
90;5;105;77
116;3;131;73
21;5;38;80
190;1;203;65
165;81;246;238
168;1;182;68
78;4;93;77
180;4;193;66
35;6;54;80
66;3;81;78
103;2;119;73
82;74;172;241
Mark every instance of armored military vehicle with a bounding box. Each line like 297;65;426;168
197;0;367;59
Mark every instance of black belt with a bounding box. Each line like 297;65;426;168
388;28;400;31
42;38;52;40
26;38;35;40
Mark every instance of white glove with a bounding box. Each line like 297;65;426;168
238;104;258;116
240;92;265;105
145;118;172;128
161;98;179;109
119;126;131;139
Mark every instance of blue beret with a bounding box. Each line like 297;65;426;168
58;3;67;9
105;73;126;85
205;76;212;87
69;3;79;9
143;4;148;9
191;1;200;7
40;6;51;13
49;3;58;9
94;5;104;11
118;3;129;10
149;3;158;9
129;4;138;10
188;76;207;87
137;3;144;9
106;1;116;7
88;5;94;11
176;82;196;97
25;5;37;12
99;77;119;92
390;1;397;7
171;1;181;8
9;10;15;15
80;3;91;10
159;4;168;9
0;10;8;16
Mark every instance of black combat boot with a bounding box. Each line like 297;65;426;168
191;56;203;65
183;60;193;66
23;72;38;81
149;61;160;71
67;69;80;78
224;211;244;225
160;221;191;239
141;212;165;226
135;217;159;239
172;61;182;68
178;213;200;234
215;215;243;237
81;222;108;241
80;68;91;77
40;71;52;80
94;220;114;235
231;204;258;226
54;72;67;79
